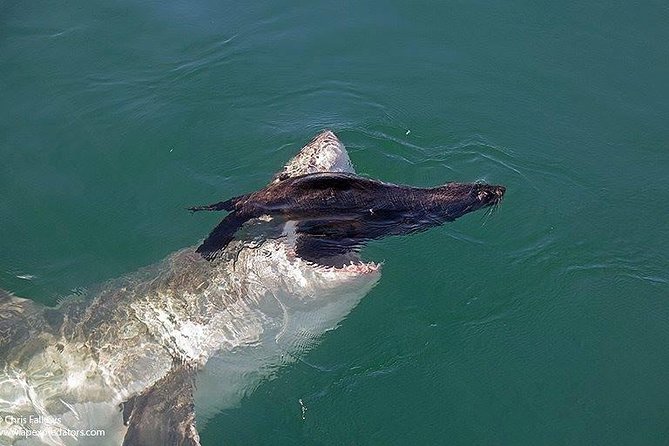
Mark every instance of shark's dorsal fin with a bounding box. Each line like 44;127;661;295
271;130;355;183
122;366;201;446
190;131;354;214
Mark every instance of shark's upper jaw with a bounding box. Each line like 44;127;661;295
271;130;353;184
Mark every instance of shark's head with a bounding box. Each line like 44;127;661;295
219;236;380;354
271;130;353;184
200;132;383;346
228;131;383;307
232;237;381;306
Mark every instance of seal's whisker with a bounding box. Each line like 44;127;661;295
481;205;494;225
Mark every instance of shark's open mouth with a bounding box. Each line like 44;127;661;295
314;260;381;274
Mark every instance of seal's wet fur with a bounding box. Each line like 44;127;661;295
191;167;505;263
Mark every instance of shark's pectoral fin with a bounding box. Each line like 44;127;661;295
0;289;60;358
196;212;248;260
122;366;201;446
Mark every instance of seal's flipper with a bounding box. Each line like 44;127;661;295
295;235;363;267
122;367;201;446
196;212;248;260
188;194;247;213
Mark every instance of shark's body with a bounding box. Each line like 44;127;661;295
0;131;504;446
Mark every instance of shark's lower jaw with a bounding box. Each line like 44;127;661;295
310;258;381;276
330;260;380;274
303;249;380;274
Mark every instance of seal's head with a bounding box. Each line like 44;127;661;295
429;181;506;221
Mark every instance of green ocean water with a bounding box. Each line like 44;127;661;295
1;0;668;444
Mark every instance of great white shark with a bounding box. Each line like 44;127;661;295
0;131;504;445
